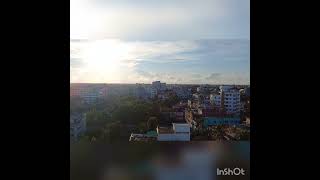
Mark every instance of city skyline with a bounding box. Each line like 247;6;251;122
71;0;250;85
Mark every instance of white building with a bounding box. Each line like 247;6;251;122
210;94;221;107
157;123;190;141
210;85;240;116
196;87;201;92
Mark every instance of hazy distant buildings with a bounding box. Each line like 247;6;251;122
149;87;157;98
172;86;192;100
196;85;211;94
70;84;107;103
133;81;168;100
152;81;167;92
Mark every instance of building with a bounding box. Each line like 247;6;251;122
129;131;157;142
172;103;187;122
159;103;187;126
210;94;221;108
82;91;100;103
157;123;190;141
70;84;107;103
210;85;240;116
160;82;167;91
173;87;192;100
107;84;135;96
152;81;161;89
221;86;240;115
196;85;211;94
198;106;225;118
152;81;167;92
70;113;86;142
149;87;157;98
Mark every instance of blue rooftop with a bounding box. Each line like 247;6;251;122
203;117;240;127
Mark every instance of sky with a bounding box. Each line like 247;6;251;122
70;0;250;84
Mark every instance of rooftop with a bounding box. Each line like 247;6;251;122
157;126;174;134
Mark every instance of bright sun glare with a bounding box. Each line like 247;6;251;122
83;39;131;74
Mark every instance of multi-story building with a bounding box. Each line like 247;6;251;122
149;87;157;98
173;87;192;100
172;103;187;122
196;85;211;94
152;81;161;90
221;86;240;115
70;113;86;142
210;85;240;116
70;84;107;103
152;81;167;92
210;94;221;107
106;84;135;96
196;87;201;92
83;91;100;103
160;82;167;91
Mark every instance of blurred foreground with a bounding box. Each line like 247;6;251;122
71;142;249;180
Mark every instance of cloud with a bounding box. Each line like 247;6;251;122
202;72;249;85
70;39;199;69
129;70;249;85
70;39;249;84
135;70;155;79
205;73;222;80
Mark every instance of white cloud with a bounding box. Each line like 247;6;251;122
70;39;249;84
129;70;249;85
70;39;198;68
70;39;200;83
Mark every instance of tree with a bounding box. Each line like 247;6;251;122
70;96;87;113
147;117;158;131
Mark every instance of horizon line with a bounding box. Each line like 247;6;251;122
70;82;250;85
